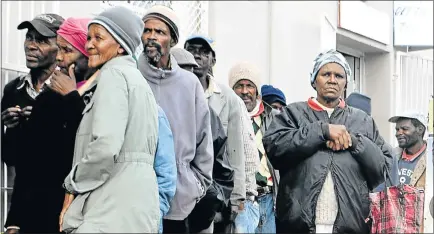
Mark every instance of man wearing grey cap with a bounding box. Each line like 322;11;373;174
389;111;428;189
2;13;64;234
138;5;214;233
171;47;199;73
185;35;260;233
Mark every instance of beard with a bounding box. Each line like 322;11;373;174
144;40;164;66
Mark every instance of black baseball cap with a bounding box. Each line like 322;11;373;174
17;13;64;37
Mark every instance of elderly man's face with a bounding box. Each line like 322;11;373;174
24;28;58;69
395;118;424;149
185;39;215;78
233;79;258;112
313;63;347;105
142;18;172;66
56;35;88;81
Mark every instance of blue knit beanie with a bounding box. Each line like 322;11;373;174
261;85;286;106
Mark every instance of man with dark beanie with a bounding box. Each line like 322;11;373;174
346;92;372;116
261;84;286;112
346;92;399;192
138;5;214;233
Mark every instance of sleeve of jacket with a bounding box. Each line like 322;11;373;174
1;80;22;167
209;107;234;207
62;90;86;128
225;94;246;205
190;83;214;199
64;68;128;194
263;106;329;170
349;118;394;191
154;106;177;217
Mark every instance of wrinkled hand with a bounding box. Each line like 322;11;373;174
59;193;75;232
327;124;352;151
2;106;22;128
50;64;77;96
20;106;32;119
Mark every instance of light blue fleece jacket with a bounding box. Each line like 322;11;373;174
154;106;177;229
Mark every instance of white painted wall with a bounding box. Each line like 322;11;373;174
208;1;270;89
209;1;338;103
269;1;338;103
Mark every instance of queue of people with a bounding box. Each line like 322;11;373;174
1;4;432;234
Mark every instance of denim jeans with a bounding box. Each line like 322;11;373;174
255;193;276;233
159;217;163;233
234;200;260;233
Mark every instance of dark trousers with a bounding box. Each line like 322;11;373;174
163;219;189;234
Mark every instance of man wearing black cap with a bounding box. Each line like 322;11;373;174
185;35;262;233
1;13;64;234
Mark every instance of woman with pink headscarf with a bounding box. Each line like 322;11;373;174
4;17;97;234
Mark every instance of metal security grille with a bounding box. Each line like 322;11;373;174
395;52;433;115
99;1;209;45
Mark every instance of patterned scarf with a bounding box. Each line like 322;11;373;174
250;100;273;187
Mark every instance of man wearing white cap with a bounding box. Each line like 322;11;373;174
389;111;428;188
138;5;214;233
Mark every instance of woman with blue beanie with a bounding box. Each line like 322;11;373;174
59;6;160;233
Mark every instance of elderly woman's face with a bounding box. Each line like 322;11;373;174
86;24;123;68
56;35;88;79
314;63;347;103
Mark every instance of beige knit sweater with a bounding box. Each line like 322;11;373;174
237;97;260;196
313;100;338;226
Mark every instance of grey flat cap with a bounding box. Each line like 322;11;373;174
171;47;198;67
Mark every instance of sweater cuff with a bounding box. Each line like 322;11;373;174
63;176;77;195
349;134;360;151
321;122;330;140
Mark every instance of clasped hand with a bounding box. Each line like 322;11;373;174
326;124;353;151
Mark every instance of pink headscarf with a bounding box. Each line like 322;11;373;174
57;18;91;57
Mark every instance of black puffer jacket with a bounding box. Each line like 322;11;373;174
263;100;393;233
188;107;234;232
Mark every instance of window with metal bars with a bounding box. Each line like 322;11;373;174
98;1;209;45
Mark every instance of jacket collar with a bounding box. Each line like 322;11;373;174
84;56;135;93
307;97;346;112
138;54;180;83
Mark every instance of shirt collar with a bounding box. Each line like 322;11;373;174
402;142;427;162
205;74;222;98
16;73;52;90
